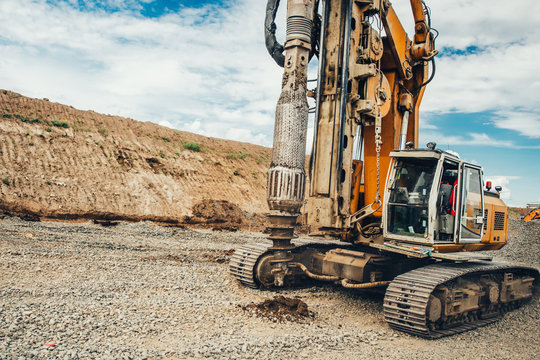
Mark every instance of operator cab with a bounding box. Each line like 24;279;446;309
383;149;484;245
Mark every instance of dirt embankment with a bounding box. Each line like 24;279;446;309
0;90;271;227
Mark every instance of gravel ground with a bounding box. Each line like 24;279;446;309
0;216;538;360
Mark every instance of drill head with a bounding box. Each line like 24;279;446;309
267;0;314;215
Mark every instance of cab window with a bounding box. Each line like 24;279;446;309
387;158;437;237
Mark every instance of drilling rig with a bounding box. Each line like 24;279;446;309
230;0;539;338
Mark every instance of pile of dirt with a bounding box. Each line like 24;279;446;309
184;199;268;231
240;296;314;322
509;207;533;218
185;199;245;231
0;90;271;225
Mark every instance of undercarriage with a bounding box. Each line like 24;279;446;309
230;239;539;338
241;0;540;340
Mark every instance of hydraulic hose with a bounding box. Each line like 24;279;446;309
292;262;339;281
265;0;285;67
265;0;320;67
340;279;392;289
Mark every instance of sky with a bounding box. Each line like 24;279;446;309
0;0;539;207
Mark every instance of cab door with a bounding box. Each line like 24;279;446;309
458;165;484;243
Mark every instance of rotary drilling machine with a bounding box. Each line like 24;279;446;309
230;0;539;338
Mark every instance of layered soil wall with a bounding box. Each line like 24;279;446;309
0;90;271;224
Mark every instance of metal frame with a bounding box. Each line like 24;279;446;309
456;163;485;244
382;150;441;245
431;155;460;244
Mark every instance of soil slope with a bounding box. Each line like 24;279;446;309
0;90;271;224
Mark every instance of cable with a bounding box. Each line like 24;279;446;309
422;0;431;27
411;9;438;96
431;28;439;42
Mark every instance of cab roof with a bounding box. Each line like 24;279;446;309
389;149;480;170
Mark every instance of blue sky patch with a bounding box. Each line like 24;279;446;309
46;0;228;17
423;111;538;149
438;45;484;57
142;1;227;17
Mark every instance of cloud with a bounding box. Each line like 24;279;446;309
493;111;540;139
223;128;270;145
1;1;538;152
421;42;540;116
483;175;520;204
420;132;516;149
179;119;271;146
181;120;202;133
0;0;280;146
390;1;540;143
158;119;174;129
392;0;540;50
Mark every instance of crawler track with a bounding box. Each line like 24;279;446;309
229;240;272;288
384;262;539;338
